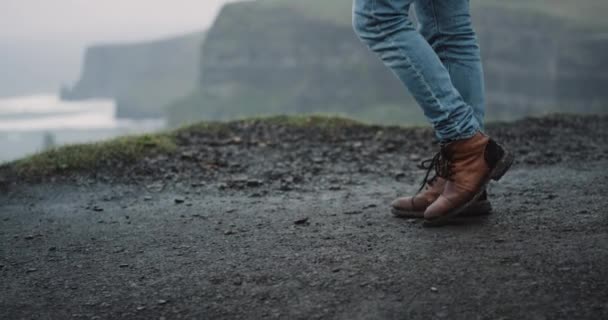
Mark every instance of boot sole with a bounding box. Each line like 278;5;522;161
392;200;493;219
423;147;514;227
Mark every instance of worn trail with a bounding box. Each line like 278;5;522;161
1;115;607;319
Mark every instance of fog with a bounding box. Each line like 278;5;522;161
0;0;238;96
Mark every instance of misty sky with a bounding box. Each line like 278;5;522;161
0;0;241;96
0;0;239;42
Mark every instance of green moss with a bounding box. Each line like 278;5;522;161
238;114;365;127
3;115;374;180
9;134;177;178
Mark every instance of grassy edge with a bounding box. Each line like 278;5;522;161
2;134;178;179
0;113;603;182
0;115;369;180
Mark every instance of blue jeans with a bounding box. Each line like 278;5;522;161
353;0;485;142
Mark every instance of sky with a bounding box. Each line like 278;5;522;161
0;0;241;97
0;0;239;43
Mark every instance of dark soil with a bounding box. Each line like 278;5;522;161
1;114;607;319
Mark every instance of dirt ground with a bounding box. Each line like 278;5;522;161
1;114;607;319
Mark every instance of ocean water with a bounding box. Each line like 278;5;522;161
0;95;166;163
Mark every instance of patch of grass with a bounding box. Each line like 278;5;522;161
174;114;366;136
3;115;371;181
238;114;365;127
7;134;177;178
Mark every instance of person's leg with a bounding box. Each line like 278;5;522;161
415;0;486;128
353;0;480;142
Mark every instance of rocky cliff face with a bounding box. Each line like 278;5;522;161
179;2;413;123
475;7;608;118
168;1;608;126
62;32;205;118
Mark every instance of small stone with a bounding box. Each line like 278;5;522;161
144;196;153;201
26;268;38;273
119;264;129;268
409;154;422;161
246;179;263;187
181;151;195;160
394;172;407;180
24;235;35;240
93;206;104;212
545;194;558;200
174;197;186;204
224;230;236;236
157;299;168;305
363;204;378;209
294;217;309;225
48;247;57;251
344;210;362;215
430;287;438;293
136;306;146;311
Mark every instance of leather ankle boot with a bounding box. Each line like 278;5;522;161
423;132;513;226
391;177;493;218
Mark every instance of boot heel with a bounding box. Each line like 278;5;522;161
491;152;514;181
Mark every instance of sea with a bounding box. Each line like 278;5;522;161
0;94;166;163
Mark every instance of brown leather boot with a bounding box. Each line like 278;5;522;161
391;153;493;219
391;176;446;218
423;132;513;227
391;177;493;218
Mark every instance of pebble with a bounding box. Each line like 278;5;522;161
409;154;422;161
119;264;130;268
26;268;38;273
246;179;263;187
394;172;407;180
294;217;309;225
430;287;439;293
344;210;363;215
144;196;153;201
157;299;168;305
174;197;186;204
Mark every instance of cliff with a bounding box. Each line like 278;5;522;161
61;32;205;118
167;0;608;126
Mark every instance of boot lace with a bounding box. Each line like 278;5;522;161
416;149;453;193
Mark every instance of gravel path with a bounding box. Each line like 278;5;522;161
1;115;607;319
